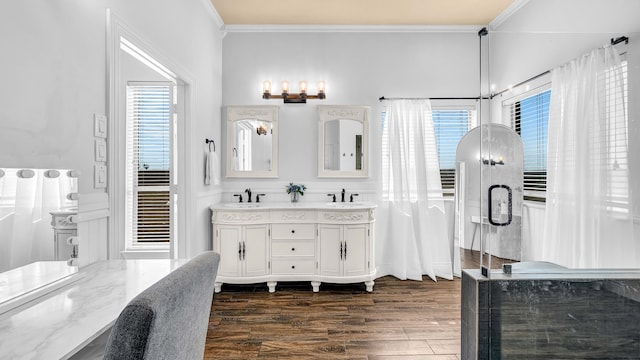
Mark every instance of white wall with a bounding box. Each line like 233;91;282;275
220;31;479;201
0;0;223;261
490;0;640;96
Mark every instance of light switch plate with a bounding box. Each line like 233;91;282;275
94;165;107;188
94;139;107;162
94;113;107;138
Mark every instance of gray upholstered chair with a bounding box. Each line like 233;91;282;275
103;251;220;360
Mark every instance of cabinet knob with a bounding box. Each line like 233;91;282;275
291;247;295;251
291;230;295;234
291;265;295;269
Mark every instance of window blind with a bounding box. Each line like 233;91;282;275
509;89;551;199
600;60;629;212
381;105;475;197
126;84;172;244
432;108;476;193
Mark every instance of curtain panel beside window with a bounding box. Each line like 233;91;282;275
542;45;635;268
378;99;455;281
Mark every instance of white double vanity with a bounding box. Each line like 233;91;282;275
210;202;376;292
217;104;375;292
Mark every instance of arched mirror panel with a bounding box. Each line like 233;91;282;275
317;105;369;178
226;106;279;178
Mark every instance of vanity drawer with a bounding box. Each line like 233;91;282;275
271;210;316;222
271;259;315;275
272;240;315;257
212;210;270;224
271;224;315;239
319;210;370;223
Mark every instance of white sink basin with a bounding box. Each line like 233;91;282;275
325;202;367;208
224;203;261;208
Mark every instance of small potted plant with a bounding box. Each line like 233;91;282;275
286;182;306;203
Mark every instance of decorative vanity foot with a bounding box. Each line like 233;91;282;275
365;280;374;292
311;281;321;292
214;282;222;293
267;281;277;293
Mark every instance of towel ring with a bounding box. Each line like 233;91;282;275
205;139;215;152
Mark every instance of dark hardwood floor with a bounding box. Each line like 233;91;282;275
204;250;495;359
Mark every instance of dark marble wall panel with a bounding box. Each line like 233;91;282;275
462;271;491;360
461;272;476;360
491;279;640;359
463;274;640;359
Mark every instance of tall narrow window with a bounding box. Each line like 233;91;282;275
508;88;551;200
126;83;175;246
600;60;629;212
432;107;477;194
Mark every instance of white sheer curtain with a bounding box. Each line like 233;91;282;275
0;169;76;272
377;99;453;281
542;45;637;268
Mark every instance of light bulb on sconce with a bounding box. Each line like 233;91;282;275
281;80;289;95
261;78;327;103
317;80;326;99
262;80;272;99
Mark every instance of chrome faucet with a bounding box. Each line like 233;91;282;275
341;188;346;202
327;193;336;202
256;193;266;203
233;194;243;203
245;188;252;203
350;193;359;203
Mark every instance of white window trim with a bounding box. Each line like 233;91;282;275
125;82;174;251
107;11;194;260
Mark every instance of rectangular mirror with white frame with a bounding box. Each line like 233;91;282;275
226;105;279;178
317;105;370;178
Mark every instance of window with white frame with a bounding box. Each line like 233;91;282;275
504;86;551;201
600;60;629;213
504;59;628;205
126;83;175;246
381;104;477;198
432;106;477;194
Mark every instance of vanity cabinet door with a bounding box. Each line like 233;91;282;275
318;224;342;276
54;229;76;261
215;224;269;277
216;225;242;277
343;224;368;277
243;224;269;277
318;223;369;277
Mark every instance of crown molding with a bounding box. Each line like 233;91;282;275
200;0;224;29
222;24;485;34
489;0;530;30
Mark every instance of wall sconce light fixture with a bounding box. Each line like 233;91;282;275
262;80;326;103
482;156;505;166
256;123;268;136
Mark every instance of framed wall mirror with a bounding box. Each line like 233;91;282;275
226;106;279;178
317;105;370;178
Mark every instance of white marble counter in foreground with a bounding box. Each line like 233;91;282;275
0;259;189;360
0;261;78;306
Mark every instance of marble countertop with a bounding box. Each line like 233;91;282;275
210;201;377;211
0;259;189;360
0;261;78;307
